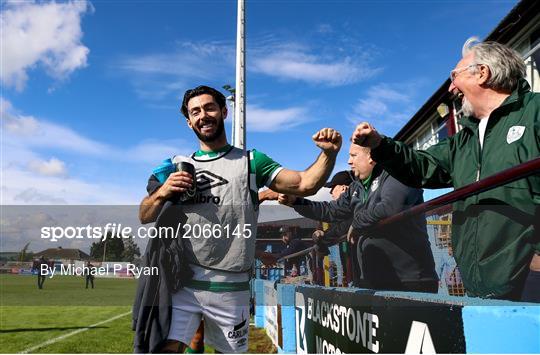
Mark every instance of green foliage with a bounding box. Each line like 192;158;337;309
18;242;33;262
121;238;141;263
89;232;125;261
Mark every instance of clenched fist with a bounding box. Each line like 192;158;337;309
312;128;342;153
351;122;382;148
312;229;325;243
278;193;297;206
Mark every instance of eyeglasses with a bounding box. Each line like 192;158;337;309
450;64;480;83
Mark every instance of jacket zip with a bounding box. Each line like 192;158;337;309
472;123;483;294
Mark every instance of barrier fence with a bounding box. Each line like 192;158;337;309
267;157;540;292
254;157;540;353
253;280;540;354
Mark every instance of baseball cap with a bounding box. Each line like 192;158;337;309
324;170;353;189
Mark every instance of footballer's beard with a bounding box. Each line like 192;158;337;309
193;116;225;143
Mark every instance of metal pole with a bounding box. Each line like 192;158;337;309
227;95;235;144
233;0;246;151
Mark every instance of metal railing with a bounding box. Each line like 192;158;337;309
277;156;540;263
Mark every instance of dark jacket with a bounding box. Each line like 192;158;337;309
371;79;539;298
311;219;351;256
324;220;363;286
312;219;363;287
132;180;193;353
293;165;438;291
277;238;306;273
319;219;352;245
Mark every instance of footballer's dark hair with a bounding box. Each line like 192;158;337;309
181;85;227;118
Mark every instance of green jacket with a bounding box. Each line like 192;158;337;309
371;79;540;298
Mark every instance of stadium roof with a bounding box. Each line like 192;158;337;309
34;247;91;260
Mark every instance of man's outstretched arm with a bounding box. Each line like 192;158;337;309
270;127;342;196
278;188;354;223
352;122;453;188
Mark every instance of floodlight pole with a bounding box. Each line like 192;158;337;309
233;0;246;151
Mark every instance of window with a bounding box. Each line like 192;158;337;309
413;116;450;151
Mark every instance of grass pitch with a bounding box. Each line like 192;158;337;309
0;274;275;353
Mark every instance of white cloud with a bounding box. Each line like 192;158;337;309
2;108;108;155
115;41;235;101
13;188;68;204
249;38;382;86
1;99;190;162
0;96;13;114
317;24;334;34
116;43;317;132
2;166;140;205
252;49;381;86
118;41;235;77
0;0;91;91
28;158;68;177
350;82;425;132
1;98;192;205
119;53;206;77
2;111;40;135
117;38;381;101
246;105;310;132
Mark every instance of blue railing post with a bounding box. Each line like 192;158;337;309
277;283;297;353
254;278;265;328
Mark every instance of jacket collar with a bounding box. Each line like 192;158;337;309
359;164;383;190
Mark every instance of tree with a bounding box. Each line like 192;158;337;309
18;242;33;262
89;231;125;261
122;238;141;263
89;240;103;260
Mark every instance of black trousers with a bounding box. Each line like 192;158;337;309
86;276;94;289
519;270;540;303
498;269;540;303
37;275;46;289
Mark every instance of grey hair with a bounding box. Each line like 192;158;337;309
462;36;526;92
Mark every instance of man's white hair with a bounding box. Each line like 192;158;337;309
462;36;526;92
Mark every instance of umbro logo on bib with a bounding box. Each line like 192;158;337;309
196;170;229;191
506;126;525;144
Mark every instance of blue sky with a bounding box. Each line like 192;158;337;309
1;0;519;206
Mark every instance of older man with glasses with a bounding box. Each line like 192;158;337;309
351;37;540;302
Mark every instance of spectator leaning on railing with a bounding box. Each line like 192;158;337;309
274;226;306;276
352;37;540;302
311;170;356;285
279;142;439;293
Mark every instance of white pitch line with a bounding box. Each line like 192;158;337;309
19;310;132;354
